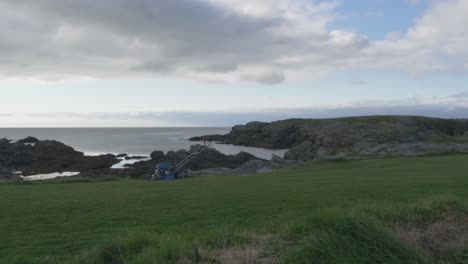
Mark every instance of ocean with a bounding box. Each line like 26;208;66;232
0;127;287;160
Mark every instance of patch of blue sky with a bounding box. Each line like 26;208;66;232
331;0;428;39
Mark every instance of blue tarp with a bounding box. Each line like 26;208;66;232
157;163;173;170
160;172;177;180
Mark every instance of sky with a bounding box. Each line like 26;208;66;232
1;0;468;127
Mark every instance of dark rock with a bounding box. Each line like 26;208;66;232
0;138;120;177
0;165;9;173
17;136;40;144
116;153;127;158
0;164;24;181
0;165;16;180
150;151;166;161
189;134;225;142
270;155;287;165
34;140;82;156
124;156;147;160
237;160;272;173
284;141;316;161
0;138;11;145
165;149;190;163
150;150;165;162
184;145;260;171
123;145;260;179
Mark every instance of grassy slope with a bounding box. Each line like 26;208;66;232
1;155;468;263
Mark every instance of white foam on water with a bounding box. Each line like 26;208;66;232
83;151;149;157
210;143;288;160
83;151;119;156
111;157;151;169
22;172;80;181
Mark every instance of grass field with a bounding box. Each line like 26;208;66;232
1;155;468;263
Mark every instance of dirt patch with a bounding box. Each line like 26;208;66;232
179;235;278;264
394;216;468;263
203;244;276;264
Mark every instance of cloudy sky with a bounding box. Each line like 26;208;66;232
1;0;468;127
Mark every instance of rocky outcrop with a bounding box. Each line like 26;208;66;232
123;145;261;179
0;165;18;181
187;145;259;171
189;134;226;143
147;145;259;171
0;137;120;176
284;141;315;161
190;121;305;149
0;136;265;180
188;155;300;176
125;156;147;160
270;154;288;166
16;136;40;144
192;116;468;161
150;150;165;162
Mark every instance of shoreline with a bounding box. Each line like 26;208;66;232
81;142;288;161
0;127;287;160
3;138;288;181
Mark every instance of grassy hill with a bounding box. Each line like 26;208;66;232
1;155;468;263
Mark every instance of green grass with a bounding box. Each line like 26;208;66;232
1;155;468;263
274;115;468;133
427;134;468;144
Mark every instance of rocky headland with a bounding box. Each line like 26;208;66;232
191;116;468;161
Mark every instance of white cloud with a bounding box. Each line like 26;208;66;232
365;0;468;75
329;30;369;47
241;69;285;84
0;0;466;83
0;0;347;83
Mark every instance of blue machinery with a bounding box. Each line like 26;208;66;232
147;143;212;180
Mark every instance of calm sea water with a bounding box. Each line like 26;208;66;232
0;128;287;160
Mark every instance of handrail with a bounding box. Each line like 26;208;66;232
175;143;212;171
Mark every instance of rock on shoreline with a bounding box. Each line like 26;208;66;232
0;137;270;180
123;145;263;179
0;137;120;180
